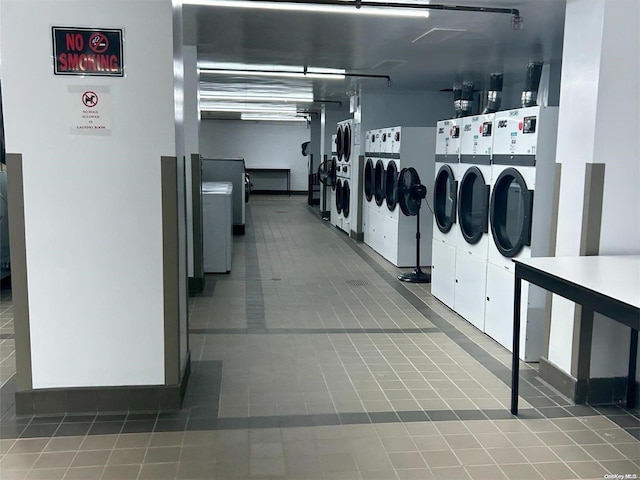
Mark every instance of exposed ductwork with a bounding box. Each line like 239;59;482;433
483;73;503;114
454;82;474;118
521;61;543;108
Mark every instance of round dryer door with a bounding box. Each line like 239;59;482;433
458;166;489;244
342;124;351;162
342;181;350;218
434;165;457;233
336;126;344;162
489;167;534;257
374;160;385;206
385;160;399;211
364;158;374;202
330;157;338;191
335;179;343;214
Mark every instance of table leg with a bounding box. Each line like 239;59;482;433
511;273;522;415
628;329;638;408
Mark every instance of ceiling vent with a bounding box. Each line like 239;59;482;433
412;28;466;44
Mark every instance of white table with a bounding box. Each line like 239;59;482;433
511;255;640;414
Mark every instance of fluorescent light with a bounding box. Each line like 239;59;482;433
199;68;345;80
241;113;308;122
185;0;430;18
199;92;313;103
199;102;298;113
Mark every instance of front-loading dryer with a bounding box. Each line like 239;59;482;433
431;119;461;308
363;130;379;245
453;114;493;331
484;106;559;361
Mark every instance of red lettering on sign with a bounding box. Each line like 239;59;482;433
65;33;83;51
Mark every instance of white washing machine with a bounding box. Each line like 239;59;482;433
453;114;494;331
329;134;340;229
431;119;461;308
485;106;559;361
368;126;436;268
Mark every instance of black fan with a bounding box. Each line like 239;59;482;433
397;167;431;283
317;158;336;189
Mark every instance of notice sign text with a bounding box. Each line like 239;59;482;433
53;27;124;77
68;85;112;135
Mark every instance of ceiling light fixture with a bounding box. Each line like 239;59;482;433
184;0;430;18
241;113;309;122
199;102;299;114
199;68;346;81
199;92;314;103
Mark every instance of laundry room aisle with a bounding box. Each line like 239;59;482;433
0;195;637;480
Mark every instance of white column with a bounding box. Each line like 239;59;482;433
1;0;184;389
548;0;640;377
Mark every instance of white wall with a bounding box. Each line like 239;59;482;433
200;119;311;191
1;0;178;387
359;90;453;138
548;0;640;378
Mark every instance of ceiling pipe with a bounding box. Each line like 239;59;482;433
201;67;392;86
250;0;521;25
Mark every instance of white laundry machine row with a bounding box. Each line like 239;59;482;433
484;106;559;361
329;134;340;229
334;119;355;234
431;118;461;309
454;114;494;331
365;126;436;267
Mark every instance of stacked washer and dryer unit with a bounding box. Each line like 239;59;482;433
329;134;340;229
333;119;354;234
364;126;436;267
431;106;559;361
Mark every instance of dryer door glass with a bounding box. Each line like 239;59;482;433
335;179;343;214
385;161;398;211
458;167;489;244
343;124;351;162
364;159;374;202
342;181;350;218
434;165;456;233
374;160;385;206
490;168;533;257
336;127;344;162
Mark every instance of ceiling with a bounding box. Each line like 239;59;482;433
182;0;566;119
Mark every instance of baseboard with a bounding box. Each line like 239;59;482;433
351;230;364;242
233;224;245;235
320;210;331;221
540;356;638;406
188;276;205;295
16;353;191;416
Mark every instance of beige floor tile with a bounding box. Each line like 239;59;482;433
533;462;580;480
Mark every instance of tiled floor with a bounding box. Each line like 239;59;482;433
0;195;638;480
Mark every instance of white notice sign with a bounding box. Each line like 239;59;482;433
68;85;112;135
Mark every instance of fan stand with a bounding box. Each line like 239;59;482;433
398;197;431;284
